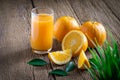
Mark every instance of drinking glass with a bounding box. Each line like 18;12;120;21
31;7;54;54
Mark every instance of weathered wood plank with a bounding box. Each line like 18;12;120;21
68;0;120;46
29;54;55;80
33;0;91;80
103;0;120;21
0;0;32;80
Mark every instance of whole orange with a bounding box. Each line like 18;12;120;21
54;16;79;42
80;21;106;48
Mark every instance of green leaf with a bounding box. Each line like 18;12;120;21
65;61;76;72
89;48;100;67
49;69;68;76
88;31;120;79
118;58;120;67
27;59;48;66
89;58;98;70
118;71;120;79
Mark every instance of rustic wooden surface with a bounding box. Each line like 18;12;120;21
0;0;120;80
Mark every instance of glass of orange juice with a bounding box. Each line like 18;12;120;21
31;7;54;54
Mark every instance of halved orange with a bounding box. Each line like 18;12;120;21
78;50;91;69
48;49;72;65
62;30;88;57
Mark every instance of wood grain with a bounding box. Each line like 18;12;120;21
0;0;33;80
103;0;120;21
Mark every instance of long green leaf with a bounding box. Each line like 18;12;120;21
88;34;120;80
89;58;98;70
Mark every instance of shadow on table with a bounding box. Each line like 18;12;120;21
52;39;62;51
0;46;34;80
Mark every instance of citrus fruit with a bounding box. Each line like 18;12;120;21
62;30;88;57
54;16;79;42
80;21;106;48
78;50;91;69
48;49;72;65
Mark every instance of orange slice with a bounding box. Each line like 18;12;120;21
78;50;91;69
62;30;88;57
48;49;72;65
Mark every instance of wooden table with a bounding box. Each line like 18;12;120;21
0;0;120;80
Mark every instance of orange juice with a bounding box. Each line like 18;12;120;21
31;14;54;51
